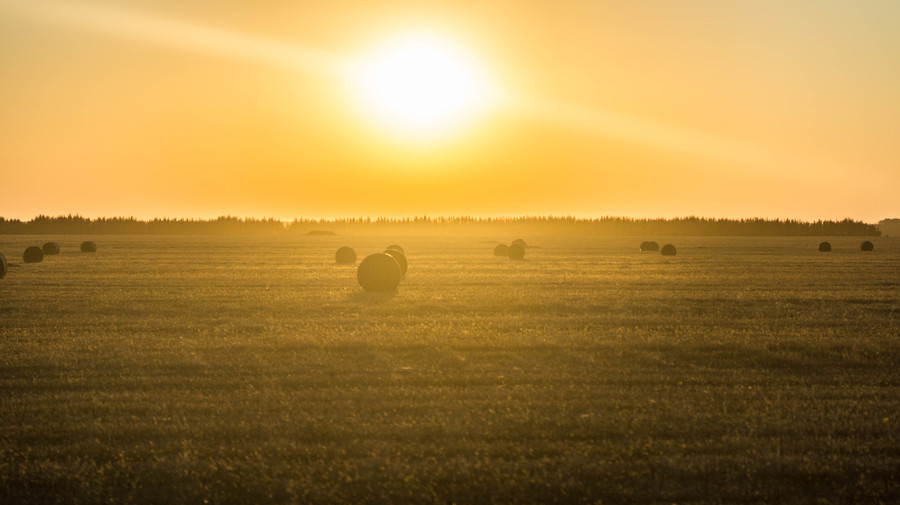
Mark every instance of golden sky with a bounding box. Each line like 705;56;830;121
1;0;898;221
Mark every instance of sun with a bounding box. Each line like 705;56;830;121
345;31;495;141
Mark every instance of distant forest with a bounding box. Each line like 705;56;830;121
0;215;884;236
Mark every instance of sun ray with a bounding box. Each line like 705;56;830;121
0;0;841;181
0;0;341;75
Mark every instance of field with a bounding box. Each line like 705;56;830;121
1;234;899;504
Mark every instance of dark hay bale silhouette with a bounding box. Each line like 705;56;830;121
494;244;509;256
81;241;98;253
512;238;527;248
335;246;357;264
861;241;874;251
357;253;402;292
42;242;60;255
386;244;404;254
660;244;677;256
640;241;659;252
383;249;408;277
819;242;832;252
23;246;44;263
0;253;7;279
508;243;525;260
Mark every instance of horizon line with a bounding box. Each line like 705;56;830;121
0;214;888;225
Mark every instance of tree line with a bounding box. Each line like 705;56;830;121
878;219;900;237
0;214;881;236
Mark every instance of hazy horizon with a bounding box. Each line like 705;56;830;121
2;0;898;222
1;212;895;224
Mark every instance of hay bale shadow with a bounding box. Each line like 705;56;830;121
348;290;397;304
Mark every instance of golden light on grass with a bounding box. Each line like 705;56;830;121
344;31;497;142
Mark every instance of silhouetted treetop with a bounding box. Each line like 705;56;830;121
0;215;881;236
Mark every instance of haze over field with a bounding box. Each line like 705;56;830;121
2;235;899;503
1;0;898;221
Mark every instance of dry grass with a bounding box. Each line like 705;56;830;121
1;235;898;504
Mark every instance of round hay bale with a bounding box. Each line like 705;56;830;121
493;244;509;256
0;253;7;279
42;242;60;255
660;244;677;256
861;240;874;252
386;244;405;254
357;253;402;292
640;241;659;252
508;243;525;260
335;246;357;264
512;238;527;248
383;249;408;277
80;241;98;253
23;246;44;263
818;241;832;252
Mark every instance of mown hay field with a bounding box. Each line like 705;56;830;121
1;235;899;504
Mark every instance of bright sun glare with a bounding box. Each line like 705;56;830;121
346;32;495;141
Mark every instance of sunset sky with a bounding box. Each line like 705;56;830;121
1;0;898;222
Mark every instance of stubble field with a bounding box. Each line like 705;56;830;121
1;234;899;504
